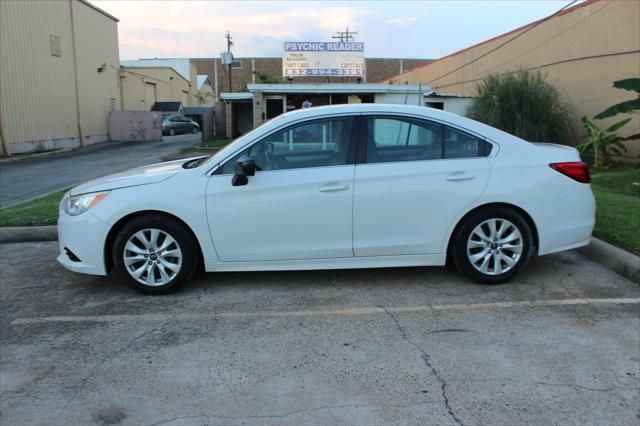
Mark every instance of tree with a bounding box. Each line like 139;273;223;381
466;69;578;145
252;71;280;84
594;78;640;120
240;71;281;92
593;78;640;143
577;116;629;170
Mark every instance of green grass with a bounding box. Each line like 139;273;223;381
0;190;67;227
198;137;232;150
162;137;232;161
590;167;640;254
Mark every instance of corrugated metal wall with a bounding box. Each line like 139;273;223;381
382;0;640;156
71;0;120;137
0;0;119;154
120;67;192;111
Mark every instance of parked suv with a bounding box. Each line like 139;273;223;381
162;115;199;136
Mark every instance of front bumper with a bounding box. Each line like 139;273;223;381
57;210;111;276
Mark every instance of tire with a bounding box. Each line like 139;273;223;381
451;207;534;285
112;215;198;294
192;126;198;134
168;128;175;136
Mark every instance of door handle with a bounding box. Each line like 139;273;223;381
445;172;476;181
319;184;351;193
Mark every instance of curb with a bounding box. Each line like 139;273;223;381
0;227;638;283
0;226;58;243
577;238;640;283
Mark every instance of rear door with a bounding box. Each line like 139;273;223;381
353;115;491;256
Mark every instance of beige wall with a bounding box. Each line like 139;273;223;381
72;0;121;137
0;0;120;155
384;0;640;156
120;66;196;111
197;82;215;107
188;63;198;106
120;67;188;111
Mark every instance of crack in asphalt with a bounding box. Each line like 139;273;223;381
326;273;464;426
373;301;464;426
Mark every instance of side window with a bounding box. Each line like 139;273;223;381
444;126;490;158
220;117;354;174
366;117;443;163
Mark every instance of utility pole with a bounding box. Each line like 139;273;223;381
332;28;358;82
225;32;233;92
332;27;357;43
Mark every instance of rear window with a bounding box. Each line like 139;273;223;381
365;116;491;164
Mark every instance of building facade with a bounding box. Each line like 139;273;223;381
119;66;194;111
120;58;199;110
192;57;433;99
0;0;120;156
221;84;473;138
382;0;640;156
196;75;215;107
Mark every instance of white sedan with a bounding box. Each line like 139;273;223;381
58;104;595;294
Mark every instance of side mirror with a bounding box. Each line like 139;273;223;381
232;155;256;186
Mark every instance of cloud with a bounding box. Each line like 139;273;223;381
385;16;420;27
92;1;370;58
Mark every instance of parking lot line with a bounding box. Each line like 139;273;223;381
10;297;640;325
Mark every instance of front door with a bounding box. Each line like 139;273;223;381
206;115;358;261
353;115;491;256
265;96;285;120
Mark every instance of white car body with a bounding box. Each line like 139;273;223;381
57;104;595;280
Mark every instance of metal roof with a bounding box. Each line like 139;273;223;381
79;0;119;22
220;93;254;101
423;90;473;98
183;106;214;114
120;59;192;81
151;102;182;112
246;83;431;94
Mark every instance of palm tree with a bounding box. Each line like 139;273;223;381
466;70;578;145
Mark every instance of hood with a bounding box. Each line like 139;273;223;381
70;158;191;196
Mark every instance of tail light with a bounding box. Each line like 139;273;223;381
550;162;591;183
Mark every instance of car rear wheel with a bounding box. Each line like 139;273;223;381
451;207;533;285
168;128;175;136
192;126;198;134
112;215;198;294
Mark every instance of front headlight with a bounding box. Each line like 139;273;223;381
63;191;110;216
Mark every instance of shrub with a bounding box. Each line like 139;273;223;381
466;69;578;145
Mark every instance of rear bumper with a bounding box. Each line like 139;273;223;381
57;211;111;276
525;187;596;256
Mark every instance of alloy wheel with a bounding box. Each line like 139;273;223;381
123;228;183;286
466;218;523;275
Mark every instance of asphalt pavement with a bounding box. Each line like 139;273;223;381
0;134;202;208
1;243;638;425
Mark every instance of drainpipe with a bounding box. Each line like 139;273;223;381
0;105;10;156
119;68;125;111
69;0;85;148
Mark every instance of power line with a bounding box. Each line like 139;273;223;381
428;0;579;84
332;27;357;42
481;0;611;76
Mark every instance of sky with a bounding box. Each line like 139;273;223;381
91;0;578;60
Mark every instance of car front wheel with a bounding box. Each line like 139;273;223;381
451;207;533;285
192;126;198;134
168;128;175;136
112;215;198;294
